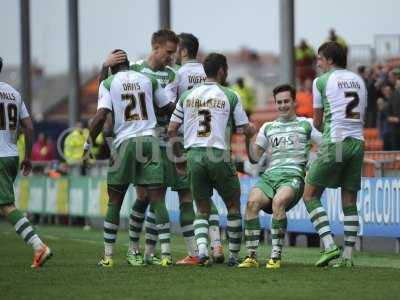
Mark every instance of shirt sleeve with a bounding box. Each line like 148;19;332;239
170;98;184;124
255;123;269;149
233;95;249;126
20;100;30;119
97;81;112;111
312;77;322;109
154;82;172;108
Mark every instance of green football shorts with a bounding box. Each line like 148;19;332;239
160;146;189;191
107;136;163;186
306;137;364;192
0;156;19;206
187;148;240;202
255;171;304;212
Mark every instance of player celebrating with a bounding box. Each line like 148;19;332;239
0;57;52;268
87;50;174;267
100;30;178;266
238;84;322;269
168;53;256;266
165;33;224;265
303;41;367;267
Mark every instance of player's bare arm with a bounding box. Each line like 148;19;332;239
20;117;34;176
85;108;111;153
313;108;323;132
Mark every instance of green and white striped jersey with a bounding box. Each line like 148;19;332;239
170;82;249;151
98;70;169;148
129;60;176;146
256;116;322;178
313;69;367;143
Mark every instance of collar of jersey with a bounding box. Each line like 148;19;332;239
277;115;297;123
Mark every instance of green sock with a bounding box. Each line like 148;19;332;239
103;201;121;257
244;218;260;257
271;218;287;259
129;199;148;253
145;207;157;256
209;201;221;248
343;205;359;259
7;209;44;251
227;213;242;257
180;202;197;256
151;201;171;258
304;197;335;250
194;215;209;257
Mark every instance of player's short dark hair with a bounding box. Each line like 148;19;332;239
273;84;296;101
203;53;227;78
110;49;129;74
151;29;179;47
0;57;3;73
318;41;347;68
178;33;199;58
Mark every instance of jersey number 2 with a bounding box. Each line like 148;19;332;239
122;92;148;121
344;92;360;119
0;103;18;130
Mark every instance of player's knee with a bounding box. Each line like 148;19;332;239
272;199;286;215
247;197;261;214
0;204;16;216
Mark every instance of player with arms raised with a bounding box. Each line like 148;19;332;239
303;41;367;267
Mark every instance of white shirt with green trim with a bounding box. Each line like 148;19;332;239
98;70;170;148
0;82;29;157
165;60;207;102
313;69;367;143
170;82;249;151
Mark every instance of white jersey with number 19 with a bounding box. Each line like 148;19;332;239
0;82;29;157
313;69;367;143
98;70;170;148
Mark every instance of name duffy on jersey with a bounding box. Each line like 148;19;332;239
188;74;206;85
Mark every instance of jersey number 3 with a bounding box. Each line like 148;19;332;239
0;103;18;130
122;92;148;121
197;109;211;137
345;92;360;119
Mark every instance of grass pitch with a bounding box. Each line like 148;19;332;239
0;222;399;300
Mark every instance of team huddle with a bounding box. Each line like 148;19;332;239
0;29;367;269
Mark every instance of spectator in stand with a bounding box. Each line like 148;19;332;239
387;79;400;150
231;77;256;117
295;78;313;118
380;82;394;101
63;121;88;164
32;133;55;162
376;97;391;150
327;29;348;55
295;39;316;85
358;66;378;128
